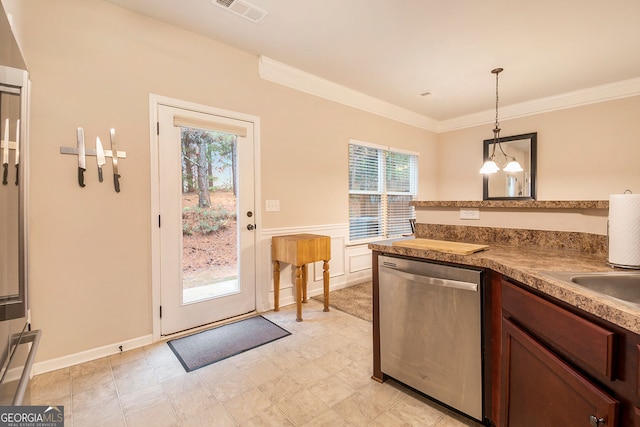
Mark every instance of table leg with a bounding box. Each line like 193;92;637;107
273;260;280;312
302;264;308;303
295;265;304;322
323;260;330;312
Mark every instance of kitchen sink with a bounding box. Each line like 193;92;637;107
543;271;640;305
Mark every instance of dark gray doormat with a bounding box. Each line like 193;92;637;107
167;316;290;372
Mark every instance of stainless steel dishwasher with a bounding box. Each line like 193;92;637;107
379;254;484;422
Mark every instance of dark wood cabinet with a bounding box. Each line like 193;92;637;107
500;277;640;427
501;317;618;426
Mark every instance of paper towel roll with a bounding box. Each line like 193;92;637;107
609;193;640;268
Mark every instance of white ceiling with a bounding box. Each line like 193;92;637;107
104;0;640;124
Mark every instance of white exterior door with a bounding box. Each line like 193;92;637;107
156;104;256;335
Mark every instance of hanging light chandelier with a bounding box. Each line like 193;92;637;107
479;68;523;174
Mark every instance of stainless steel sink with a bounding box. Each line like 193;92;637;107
543;271;640;306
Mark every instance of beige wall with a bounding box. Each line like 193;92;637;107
437;96;640;201
6;0;437;362
432;96;640;234
260;89;438;228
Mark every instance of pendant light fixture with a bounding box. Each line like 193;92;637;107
480;68;523;174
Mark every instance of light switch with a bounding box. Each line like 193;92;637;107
266;200;280;212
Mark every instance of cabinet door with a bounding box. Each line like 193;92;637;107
501;318;618;427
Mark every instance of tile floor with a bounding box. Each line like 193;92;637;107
28;300;483;426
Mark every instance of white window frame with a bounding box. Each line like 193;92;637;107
348;138;418;244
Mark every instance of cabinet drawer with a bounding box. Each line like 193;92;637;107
502;279;616;380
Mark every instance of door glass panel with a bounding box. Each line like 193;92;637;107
180;127;238;304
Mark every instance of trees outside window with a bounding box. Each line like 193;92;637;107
180;128;237;208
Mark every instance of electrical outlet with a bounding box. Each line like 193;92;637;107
460;208;480;220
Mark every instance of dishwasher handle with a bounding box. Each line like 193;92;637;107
381;266;478;292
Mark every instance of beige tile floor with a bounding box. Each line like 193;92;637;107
28;300;483;426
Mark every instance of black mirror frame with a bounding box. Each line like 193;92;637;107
482;132;537;201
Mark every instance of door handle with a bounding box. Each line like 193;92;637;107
589;415;605;427
380;266;478;292
247;224;255;231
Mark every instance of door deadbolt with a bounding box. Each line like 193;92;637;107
247;211;253;217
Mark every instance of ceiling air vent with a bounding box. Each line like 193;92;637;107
212;0;268;23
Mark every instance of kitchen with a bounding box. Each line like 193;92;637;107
0;0;639;425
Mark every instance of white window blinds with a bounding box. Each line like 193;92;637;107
348;141;417;242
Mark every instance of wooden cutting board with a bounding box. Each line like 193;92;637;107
392;238;489;255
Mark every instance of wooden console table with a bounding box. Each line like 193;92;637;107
272;233;331;321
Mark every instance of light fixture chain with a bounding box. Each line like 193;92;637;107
491;67;503;143
495;70;499;133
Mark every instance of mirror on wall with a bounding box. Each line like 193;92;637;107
0;1;29;322
482;132;537;200
0;67;28;322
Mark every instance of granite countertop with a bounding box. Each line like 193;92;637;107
410;200;608;209
369;239;640;335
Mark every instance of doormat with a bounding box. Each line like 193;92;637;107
167;315;290;372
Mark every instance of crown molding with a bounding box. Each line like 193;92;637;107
258;56;640;134
258;56;439;132
438;77;640;132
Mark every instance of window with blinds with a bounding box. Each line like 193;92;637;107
348;140;417;242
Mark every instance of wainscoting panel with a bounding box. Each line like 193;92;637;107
348;246;373;273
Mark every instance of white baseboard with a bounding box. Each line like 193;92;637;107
32;334;153;375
